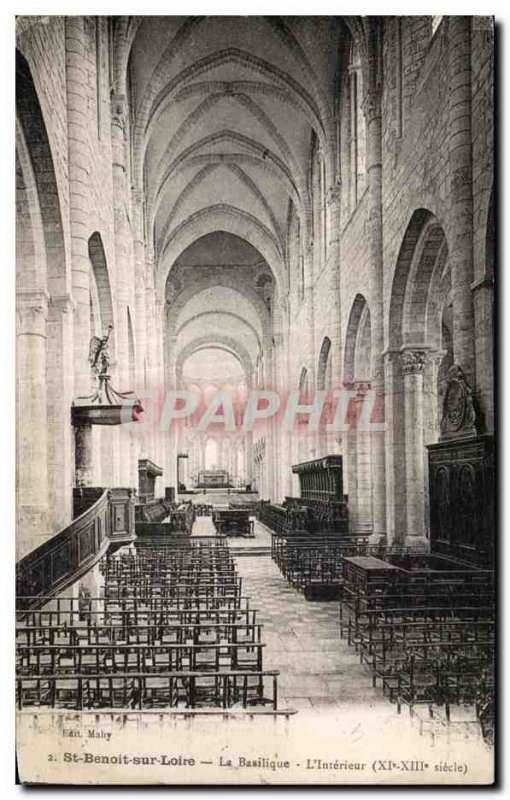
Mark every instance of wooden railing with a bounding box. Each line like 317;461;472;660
16;488;135;610
259;502;288;534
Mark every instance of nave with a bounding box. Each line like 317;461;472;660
15;15;495;783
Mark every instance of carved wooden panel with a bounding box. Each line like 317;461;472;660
52;543;71;581
16;490;110;608
114;504;126;532
79;523;95;561
427;435;494;565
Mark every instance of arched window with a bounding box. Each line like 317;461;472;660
348;39;366;208
317;337;332;391
287;201;304;302
310;132;326;268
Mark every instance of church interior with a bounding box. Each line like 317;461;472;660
15;15;495;765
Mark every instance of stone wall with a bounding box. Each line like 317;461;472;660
15;16;494;554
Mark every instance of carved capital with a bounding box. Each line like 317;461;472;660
429;349;448;371
111;94;127;131
16;290;49;336
402;349;427;375
383;349;401;365
49;294;76;316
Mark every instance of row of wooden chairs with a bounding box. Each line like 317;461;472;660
17;641;266;676
17;620;262;647
16;670;279;710
17;598;256;628
339;576;495;731
16;540;280;711
271;535;406;595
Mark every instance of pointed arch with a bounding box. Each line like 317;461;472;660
156;162;284;258
344;293;369;383
388;209;449;350
176;336;254;388
158;208;287;297
317;336;332;391
88;233;117;359
16;50;67;297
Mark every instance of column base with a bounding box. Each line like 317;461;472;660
403;536;430;554
368;531;386;546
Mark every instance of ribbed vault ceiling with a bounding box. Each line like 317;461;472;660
128;16;346;374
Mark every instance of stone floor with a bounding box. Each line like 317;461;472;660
220;519;395;711
190;516;492;749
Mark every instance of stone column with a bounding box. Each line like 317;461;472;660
280;327;294;497
131;191;146;479
271;333;285;500
132;191;147;389
364;84;386;539
354;381;373;537
448;17;476;385
326;180;343;455
74;423;94;487
472;275;494;432
348;61;360;208
343;382;358;532
163;304;178;489
303;240;316;391
402;348;429;551
65;18;91;397
154;296;166;473
146;257;159;467
422;349;447;539
46;295;75;533
16;291;49;559
111;92;132;485
424;350;448;445
245;430;253;488
383;351;405;545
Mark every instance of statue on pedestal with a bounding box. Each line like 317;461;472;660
89;324;113;377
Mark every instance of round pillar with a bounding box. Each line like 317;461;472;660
448;17;476;385
402;349;429;551
74;422;94;487
16;291;49;558
65;17;91;399
354;382;373;536
364;80;386;539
